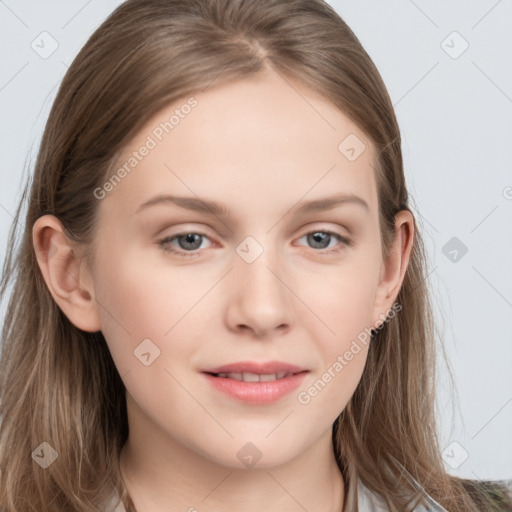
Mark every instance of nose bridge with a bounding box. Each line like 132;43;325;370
235;233;283;292
227;233;292;334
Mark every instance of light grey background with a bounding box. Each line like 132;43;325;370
0;0;511;480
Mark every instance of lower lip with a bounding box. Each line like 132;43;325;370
201;371;308;404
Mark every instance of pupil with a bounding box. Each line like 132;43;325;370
310;232;328;248
181;233;201;249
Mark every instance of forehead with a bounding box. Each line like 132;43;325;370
100;68;378;221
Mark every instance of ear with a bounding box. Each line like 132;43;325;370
371;209;415;328
32;214;101;333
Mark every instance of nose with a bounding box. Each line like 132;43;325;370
224;238;293;338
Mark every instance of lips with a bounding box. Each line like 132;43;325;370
201;360;308;380
201;361;309;404
213;372;295;382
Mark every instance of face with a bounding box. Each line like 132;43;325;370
86;67;393;468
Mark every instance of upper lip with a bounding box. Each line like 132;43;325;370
202;360;309;375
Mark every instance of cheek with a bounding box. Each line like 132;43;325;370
296;332;370;439
92;250;212;373
297;253;379;407
91;253;168;367
306;256;380;344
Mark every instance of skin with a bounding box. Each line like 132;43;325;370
33;66;414;511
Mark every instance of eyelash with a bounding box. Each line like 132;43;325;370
157;229;351;259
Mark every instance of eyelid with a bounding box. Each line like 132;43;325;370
157;224;352;258
296;223;351;241
295;229;352;253
157;230;215;258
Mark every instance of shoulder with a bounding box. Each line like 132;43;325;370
463;478;512;509
357;478;449;511
357;478;512;511
104;491;127;512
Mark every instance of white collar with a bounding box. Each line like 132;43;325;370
106;472;449;511
357;477;449;511
107;480;448;512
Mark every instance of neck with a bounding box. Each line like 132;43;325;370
119;396;344;512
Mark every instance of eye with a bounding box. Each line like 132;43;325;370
158;228;351;258
157;232;213;258
296;230;351;254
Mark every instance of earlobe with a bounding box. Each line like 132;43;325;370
372;210;415;327
32;215;101;333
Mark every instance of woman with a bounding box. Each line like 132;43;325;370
0;0;510;510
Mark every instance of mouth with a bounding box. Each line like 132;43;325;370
203;370;308;382
201;360;309;380
200;361;310;404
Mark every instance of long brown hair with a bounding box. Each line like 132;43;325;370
0;1;507;510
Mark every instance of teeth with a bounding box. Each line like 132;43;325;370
215;372;293;382
242;372;260;382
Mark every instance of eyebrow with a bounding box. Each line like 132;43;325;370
135;193;370;217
